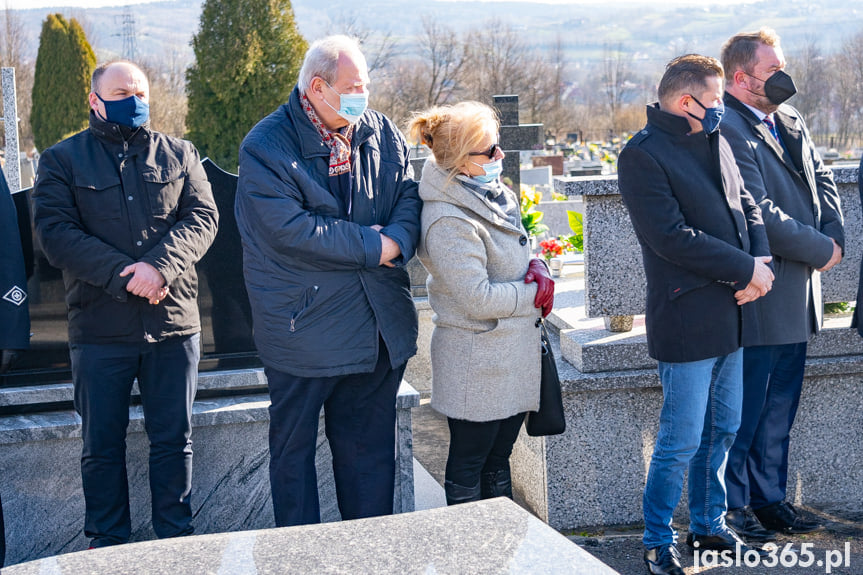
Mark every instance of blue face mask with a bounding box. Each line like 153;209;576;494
686;95;724;134
96;92;150;128
471;158;504;184
323;80;368;124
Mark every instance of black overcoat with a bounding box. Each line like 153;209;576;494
618;104;771;363
0;166;29;350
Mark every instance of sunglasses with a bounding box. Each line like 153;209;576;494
468;143;500;159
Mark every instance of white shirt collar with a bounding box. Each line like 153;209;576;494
741;101;774;124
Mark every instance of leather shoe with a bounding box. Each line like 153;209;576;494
726;506;776;542
754;501;823;534
686;529;770;558
644;544;684;575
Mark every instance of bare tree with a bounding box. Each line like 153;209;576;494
601;44;636;136
418;15;468;107
786;38;831;146
142;46;189;138
326;12;398;75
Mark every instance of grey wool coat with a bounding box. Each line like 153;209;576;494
416;158;542;422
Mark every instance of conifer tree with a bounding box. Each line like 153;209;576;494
31;14;95;151
186;0;307;169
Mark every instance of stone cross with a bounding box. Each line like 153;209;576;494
2;67;21;193
492;94;543;191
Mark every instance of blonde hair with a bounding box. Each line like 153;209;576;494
408;101;499;174
721;27;782;82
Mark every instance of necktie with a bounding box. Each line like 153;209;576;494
763;116;781;143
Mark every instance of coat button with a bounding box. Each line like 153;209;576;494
519;235;527;246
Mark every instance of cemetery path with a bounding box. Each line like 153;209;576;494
412;398;863;574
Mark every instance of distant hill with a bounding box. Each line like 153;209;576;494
9;0;863;73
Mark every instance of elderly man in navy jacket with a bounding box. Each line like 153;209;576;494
236;35;421;527
618;55;774;575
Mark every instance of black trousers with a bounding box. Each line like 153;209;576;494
445;412;526;487
71;333;200;547
265;338;405;527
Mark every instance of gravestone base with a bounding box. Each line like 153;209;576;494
0;373;419;567
511;275;863;530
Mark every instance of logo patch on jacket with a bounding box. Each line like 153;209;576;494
3;285;27;306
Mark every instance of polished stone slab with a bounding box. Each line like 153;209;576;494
4;498;618;575
554;165;862;318
0;377;420;566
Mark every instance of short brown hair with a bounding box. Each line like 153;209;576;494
720;27;781;82
657;54;724;108
408;101;499;175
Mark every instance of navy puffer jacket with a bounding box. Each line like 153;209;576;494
236;87;421;377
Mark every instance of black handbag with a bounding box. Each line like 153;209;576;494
525;321;566;436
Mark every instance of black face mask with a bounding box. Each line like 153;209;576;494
748;70;797;105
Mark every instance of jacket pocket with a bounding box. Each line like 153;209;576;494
73;175;122;221
288;285;320;333
142;168;184;217
667;273;713;301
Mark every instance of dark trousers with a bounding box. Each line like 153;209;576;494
445;412;526;487
725;342;807;510
71;333;199;546
265;339;404;527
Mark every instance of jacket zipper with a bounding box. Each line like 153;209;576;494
290;285;319;332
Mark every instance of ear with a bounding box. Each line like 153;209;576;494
677;93;692;111
310;77;326;99
732;70;747;88
88;92;99;111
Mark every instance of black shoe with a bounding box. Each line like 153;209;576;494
444;479;481;506
754;501;824;534
644;545;684;575
686;529;770;558
480;469;513;499
726;506;777;542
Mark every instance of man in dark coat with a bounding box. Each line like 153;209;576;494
33;61;218;548
719;28;843;540
618;55;773;575
236;35;421;527
1;164;30;568
0;165;29;374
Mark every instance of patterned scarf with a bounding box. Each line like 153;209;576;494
301;93;354;176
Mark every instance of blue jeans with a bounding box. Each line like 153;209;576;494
725;342;806;510
643;348;743;548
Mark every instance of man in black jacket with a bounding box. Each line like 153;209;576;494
720;28;843;539
618;55;773;575
236;35;420;527
33;61;218;548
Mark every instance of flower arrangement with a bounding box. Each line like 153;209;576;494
520;185;549;237
539;238;566;261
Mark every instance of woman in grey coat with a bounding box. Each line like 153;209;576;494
409;101;555;505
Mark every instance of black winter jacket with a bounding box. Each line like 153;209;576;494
618;104;771;363
33;113;218;344
236;87;421;377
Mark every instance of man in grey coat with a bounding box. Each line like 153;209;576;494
720;28;844;540
236;35;421;527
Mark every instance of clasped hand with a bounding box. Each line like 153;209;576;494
735;256;774;305
372;224;400;268
120;262;168;305
524;258;555;317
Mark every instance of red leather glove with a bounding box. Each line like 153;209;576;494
524;258;555;317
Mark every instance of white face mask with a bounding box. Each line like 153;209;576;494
323;80;368;124
471;158;503;183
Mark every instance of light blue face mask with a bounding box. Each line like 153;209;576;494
323;80;368;124
471;158;504;184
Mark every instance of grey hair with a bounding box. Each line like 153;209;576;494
297;35;367;93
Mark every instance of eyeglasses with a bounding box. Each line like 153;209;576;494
468;143;500;159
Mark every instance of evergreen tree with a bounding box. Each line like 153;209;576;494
186;0;307;169
31;14;95;151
